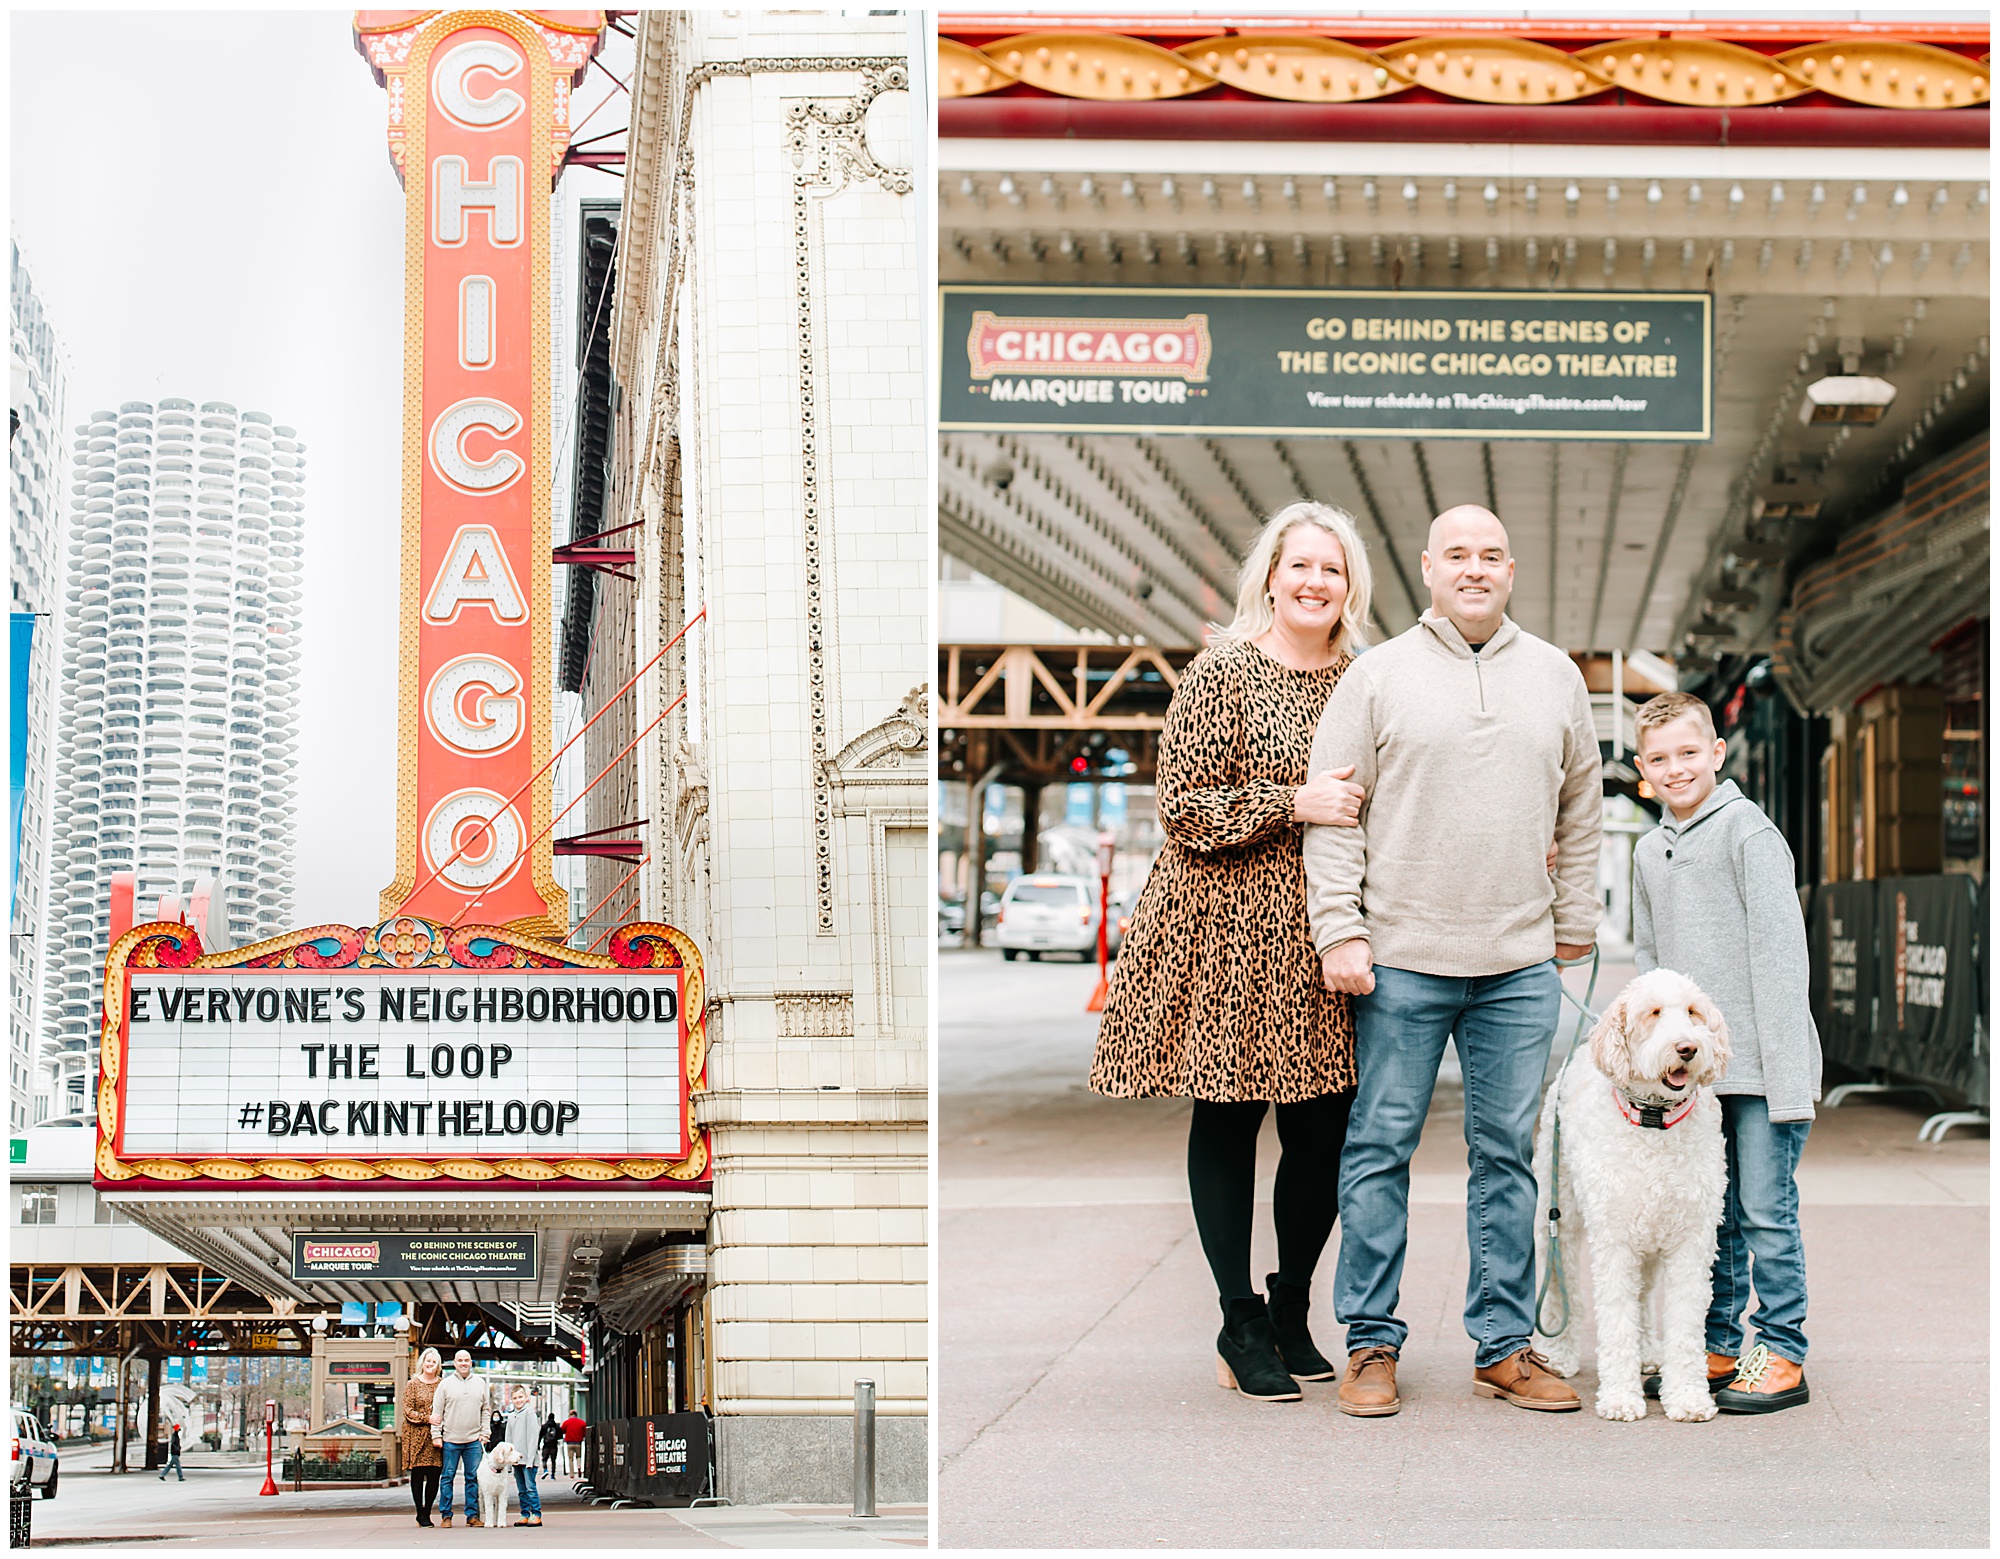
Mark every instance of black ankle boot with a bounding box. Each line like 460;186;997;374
1215;1295;1302;1402
1266;1272;1338;1381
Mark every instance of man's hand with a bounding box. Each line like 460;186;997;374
1321;939;1375;995
1295;764;1365;826
1555;942;1595;962
1546;840;1559;874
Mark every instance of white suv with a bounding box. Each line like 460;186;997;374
994;875;1103;961
10;1407;58;1499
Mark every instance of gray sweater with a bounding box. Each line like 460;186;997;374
1304;611;1603;976
1632;779;1822;1121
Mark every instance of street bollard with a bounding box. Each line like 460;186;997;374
851;1379;876;1518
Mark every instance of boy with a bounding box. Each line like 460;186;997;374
503;1385;546;1526
1631;691;1821;1414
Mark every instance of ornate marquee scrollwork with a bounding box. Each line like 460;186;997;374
94;915;709;1190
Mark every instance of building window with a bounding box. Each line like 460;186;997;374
18;1185;58;1225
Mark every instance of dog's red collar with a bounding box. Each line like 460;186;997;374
1612;1084;1697;1130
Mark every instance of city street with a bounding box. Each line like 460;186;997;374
21;1443;926;1550
940;947;1990;1549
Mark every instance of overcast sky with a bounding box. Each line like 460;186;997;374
12;10;624;928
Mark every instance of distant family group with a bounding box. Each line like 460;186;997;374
398;1348;586;1527
1091;499;1822;1418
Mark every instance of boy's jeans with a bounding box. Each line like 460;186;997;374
514;1465;542;1518
438;1439;482;1519
1335;960;1561;1367
1707;1093;1811;1363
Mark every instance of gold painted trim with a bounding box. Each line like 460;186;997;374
1575;38;1809;106
97;918;707;1187
1177;35;1410;103
938;29;1989;108
1775;38;1989;107
940;36;1018;98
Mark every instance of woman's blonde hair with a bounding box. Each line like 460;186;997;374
418;1347;443;1372
1211;501;1372;654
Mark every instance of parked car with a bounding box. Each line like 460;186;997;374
11;1406;58;1499
994;875;1106;961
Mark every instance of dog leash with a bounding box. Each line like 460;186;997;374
1533;946;1602;1341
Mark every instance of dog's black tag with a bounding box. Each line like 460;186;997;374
1639;1103;1666;1129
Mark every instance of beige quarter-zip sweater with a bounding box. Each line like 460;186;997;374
1303;610;1603;976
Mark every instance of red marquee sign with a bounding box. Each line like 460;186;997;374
354;10;604;937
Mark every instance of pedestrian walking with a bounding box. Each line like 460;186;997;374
401;1347;446;1526
502;1386;546;1526
1091;502;1373;1403
1305;503;1603;1418
157;1423;184;1482
430;1349;491;1527
538;1412;562;1477
1631;691;1822;1413
560;1409;585;1478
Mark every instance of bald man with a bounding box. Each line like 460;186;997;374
1302;504;1602;1418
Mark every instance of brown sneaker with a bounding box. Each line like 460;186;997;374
1337;1346;1401;1417
438;1517;452;1529
1714;1343;1810;1414
467;1517;484;1527
1707;1351;1743;1387
1472;1347;1581;1411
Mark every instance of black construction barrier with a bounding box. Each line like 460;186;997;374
1875;875;1984;1106
582;1413;711;1507
1809;874;1983;1106
1809;880;1880;1072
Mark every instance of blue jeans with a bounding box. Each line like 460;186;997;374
439;1440;482;1519
1707;1094;1811;1363
1335;960;1561;1367
514;1465;541;1518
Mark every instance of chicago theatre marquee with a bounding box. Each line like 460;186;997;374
94;9;927;1505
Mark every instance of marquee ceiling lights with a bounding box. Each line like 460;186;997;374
937;30;1990;107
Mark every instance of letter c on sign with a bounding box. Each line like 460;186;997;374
426;655;523;757
434;40;525;130
430;398;523;494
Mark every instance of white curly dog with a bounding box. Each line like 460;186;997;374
476;1441;523;1529
1533;968;1731;1422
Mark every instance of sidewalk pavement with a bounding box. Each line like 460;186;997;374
20;1462;926;1550
941;947;1990;1549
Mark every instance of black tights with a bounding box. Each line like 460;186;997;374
411;1465;441;1517
1187;1092;1353;1302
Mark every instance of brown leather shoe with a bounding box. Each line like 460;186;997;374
1714;1343;1810;1414
467;1517;484;1527
1337;1346;1401;1417
1707;1351;1742;1387
1472;1347;1581;1411
438;1517;452;1529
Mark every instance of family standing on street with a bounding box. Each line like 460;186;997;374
1093;495;1817;1420
399;1348;568;1528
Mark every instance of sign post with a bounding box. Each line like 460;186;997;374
259;1399;279;1497
1086;831;1115;1014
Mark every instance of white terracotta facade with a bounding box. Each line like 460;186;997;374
579;10;928;1502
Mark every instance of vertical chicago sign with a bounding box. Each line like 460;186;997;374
355;10;603;937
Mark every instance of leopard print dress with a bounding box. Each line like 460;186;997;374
1090;638;1357;1102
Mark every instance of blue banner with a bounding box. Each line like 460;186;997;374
10;612;33;918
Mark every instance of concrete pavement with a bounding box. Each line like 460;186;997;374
19;1453;926;1550
940;947;1989;1548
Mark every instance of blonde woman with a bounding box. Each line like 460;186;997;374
1092;501;1373;1403
401;1347;445;1526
